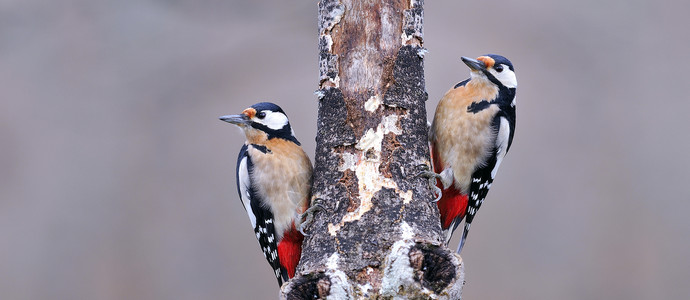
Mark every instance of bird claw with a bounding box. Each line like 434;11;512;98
415;164;443;202
299;198;325;236
414;164;437;178
429;184;443;203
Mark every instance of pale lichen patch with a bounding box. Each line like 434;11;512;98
326;252;340;270
382;114;403;135
364;95;381;112
380;222;416;297
328;223;340;236
417;47;428;58
400;221;414;239
314;89;326;100
338;152;358;172
320;4;344;33
322;34;334;52
401;190;413;205
356;127;383;153
321;75;340;89
325;252;354;299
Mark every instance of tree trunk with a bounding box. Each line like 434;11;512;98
281;0;464;298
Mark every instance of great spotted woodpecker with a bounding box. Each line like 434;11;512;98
220;102;314;286
425;54;517;253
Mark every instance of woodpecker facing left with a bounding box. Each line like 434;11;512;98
426;54;518;254
219;102;313;287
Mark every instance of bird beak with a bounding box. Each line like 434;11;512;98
461;56;486;71
219;114;250;126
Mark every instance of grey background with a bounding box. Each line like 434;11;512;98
2;0;688;299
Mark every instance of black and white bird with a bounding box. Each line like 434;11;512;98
220;102;313;286
424;54;517;253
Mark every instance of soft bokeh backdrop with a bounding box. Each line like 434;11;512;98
2;0;689;299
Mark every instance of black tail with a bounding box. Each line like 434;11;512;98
456;222;471;253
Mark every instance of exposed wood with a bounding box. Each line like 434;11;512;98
281;1;464;298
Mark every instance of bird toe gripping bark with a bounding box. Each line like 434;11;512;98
415;164;443;202
299;198;325;236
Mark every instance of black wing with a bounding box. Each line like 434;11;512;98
236;145;287;286
456;113;513;253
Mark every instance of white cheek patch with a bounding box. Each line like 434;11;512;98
257;111;289;130
491;64;517;88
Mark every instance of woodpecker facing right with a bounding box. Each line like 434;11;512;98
425;54;517;253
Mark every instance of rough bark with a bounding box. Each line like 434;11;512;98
281;1;464;299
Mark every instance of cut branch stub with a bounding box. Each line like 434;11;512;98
409;244;460;294
285;273;331;299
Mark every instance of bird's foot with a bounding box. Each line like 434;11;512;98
299;198;325;236
415;164;443;202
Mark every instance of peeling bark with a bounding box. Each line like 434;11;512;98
281;1;464;298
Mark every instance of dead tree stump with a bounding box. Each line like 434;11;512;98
281;1;465;298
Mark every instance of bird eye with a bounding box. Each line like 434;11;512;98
495;65;504;72
256;112;266;119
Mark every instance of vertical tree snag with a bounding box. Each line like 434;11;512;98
281;1;465;299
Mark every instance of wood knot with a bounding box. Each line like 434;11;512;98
409;244;456;294
286;273;331;300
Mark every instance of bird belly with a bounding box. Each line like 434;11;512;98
435;109;497;193
249;142;312;240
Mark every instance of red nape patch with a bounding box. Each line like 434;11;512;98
277;224;304;278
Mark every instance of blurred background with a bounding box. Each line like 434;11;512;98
1;0;689;299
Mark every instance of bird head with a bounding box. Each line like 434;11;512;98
219;102;299;145
462;54;517;89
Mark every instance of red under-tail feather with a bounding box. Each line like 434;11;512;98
276;223;304;278
431;143;469;231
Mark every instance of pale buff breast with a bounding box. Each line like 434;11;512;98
248;139;312;239
431;81;499;193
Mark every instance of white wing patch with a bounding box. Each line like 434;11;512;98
237;155;256;229
492;117;510;179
